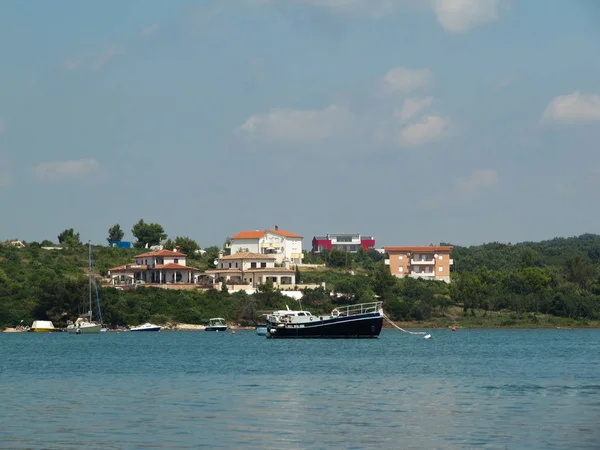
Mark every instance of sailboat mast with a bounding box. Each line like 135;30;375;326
88;241;92;317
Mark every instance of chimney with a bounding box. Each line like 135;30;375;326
275;225;279;230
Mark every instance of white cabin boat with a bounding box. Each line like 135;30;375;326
130;323;161;332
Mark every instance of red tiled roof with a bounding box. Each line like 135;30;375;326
231;229;302;240
220;252;275;260
384;246;453;253
268;229;302;238
231;230;266;239
134;249;187;258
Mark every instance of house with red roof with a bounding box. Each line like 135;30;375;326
229;225;303;265
107;249;201;286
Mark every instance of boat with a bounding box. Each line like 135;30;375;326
265;301;384;339
205;318;227;332
130;323;161;332
255;325;267;336
29;320;58;333
66;242;103;334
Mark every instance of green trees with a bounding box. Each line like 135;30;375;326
163;236;200;256
131;219;167;248
57;228;81;248
107;224;125;244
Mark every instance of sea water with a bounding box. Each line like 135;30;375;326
0;329;598;449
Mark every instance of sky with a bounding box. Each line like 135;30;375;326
1;0;600;249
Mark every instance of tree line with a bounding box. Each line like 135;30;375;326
1;232;599;328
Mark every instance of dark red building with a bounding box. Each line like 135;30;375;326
312;233;376;253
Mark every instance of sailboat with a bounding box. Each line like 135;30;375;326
66;242;103;334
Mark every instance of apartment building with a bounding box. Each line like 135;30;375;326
384;245;453;283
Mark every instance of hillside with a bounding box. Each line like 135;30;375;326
1;234;600;328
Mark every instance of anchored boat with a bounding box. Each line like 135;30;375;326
265;301;383;339
205;318;228;332
130;323;161;332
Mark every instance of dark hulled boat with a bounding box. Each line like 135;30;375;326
265;301;383;339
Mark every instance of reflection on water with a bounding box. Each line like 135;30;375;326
0;329;599;449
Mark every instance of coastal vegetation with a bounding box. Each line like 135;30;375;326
1;227;600;329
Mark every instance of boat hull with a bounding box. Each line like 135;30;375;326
130;327;161;332
205;326;227;332
66;324;102;334
266;313;383;339
29;328;58;333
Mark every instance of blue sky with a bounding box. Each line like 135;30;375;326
1;0;600;248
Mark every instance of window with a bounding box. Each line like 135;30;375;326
261;262;266;268
235;263;238;268
438;255;443;260
399;267;403;272
399;255;403;260
229;263;232;268
438;266;443;272
220;263;224;269
251;262;257;268
174;258;179;264
336;236;352;242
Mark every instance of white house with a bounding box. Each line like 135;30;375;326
107;249;201;285
229;226;303;264
205;252;296;287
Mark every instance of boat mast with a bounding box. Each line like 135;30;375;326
88;241;92;319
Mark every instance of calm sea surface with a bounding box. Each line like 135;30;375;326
1;329;599;449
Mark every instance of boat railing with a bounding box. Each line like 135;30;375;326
332;301;383;318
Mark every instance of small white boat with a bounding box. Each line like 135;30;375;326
205;318;227;332
256;325;267;336
130;323;161;332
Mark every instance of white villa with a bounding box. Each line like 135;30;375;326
107;249;201;285
204;252;296;287
228;226;303;265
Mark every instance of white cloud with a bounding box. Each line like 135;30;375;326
65;45;125;72
541;91;600;124
383;67;432;93
32;158;100;183
456;169;499;193
421;169;498;208
396;97;434;122
432;0;501;33
399;115;447;147
236;105;354;143
243;0;503;32
142;24;160;36
91;45;125;71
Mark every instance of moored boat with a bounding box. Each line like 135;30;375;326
130;323;161;332
66;242;103;335
205;318;227;332
255;325;267;336
265;301;383;339
29;320;58;333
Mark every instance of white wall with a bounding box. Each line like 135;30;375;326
230;238;260;255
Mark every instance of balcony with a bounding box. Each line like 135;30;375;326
409;272;435;279
260;242;281;249
410;259;435;265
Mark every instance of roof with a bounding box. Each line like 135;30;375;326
134;249;187;258
108;263;198;272
220;252;275;260
231;228;302;239
384;246;453;253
